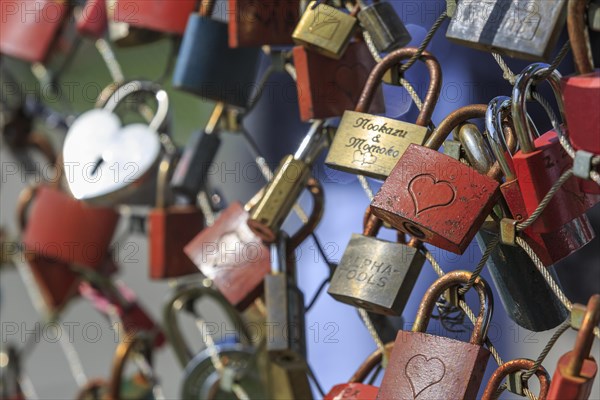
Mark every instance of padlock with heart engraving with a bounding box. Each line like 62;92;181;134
148;152;204;280
63;81;168;205
76;0;108;39
376;270;492;399
248;121;327;243
446;0;567;60
325;47;441;180
512;64;590;233
113;0;196;35
172;0;261;108
0;0;70;63
357;0;411;53
548;294;600;400
328;207;425;316
293;41;385;121
371;104;501;254
482;358;550;400
228;0;300;47
292;1;358;59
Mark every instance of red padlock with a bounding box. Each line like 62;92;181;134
293;41;385;122
76;0;108;39
548;294;600;400
113;0;197;35
482;358;550;400
371;104;501;254
0;0;70;62
22;185;119;269
512;63;588;233
228;0;300;47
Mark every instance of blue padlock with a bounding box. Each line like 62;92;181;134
172;1;261;108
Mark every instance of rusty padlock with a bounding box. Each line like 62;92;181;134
482;358;550;400
376;270;492;399
113;0;196;35
293;41;385;122
328;206;425;316
371;104;501;254
228;0;300;47
76;0;108;39
172;0;261;108
325;47;441;180
548;294;600;400
148;152;204;280
0;0;70;63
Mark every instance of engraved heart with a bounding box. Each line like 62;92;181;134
405;354;446;398
408;174;456;216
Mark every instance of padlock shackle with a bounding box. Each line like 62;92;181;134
568;0;595;75
486;96;516;181
109;333;154;400
412;270;493;345
481;358;550;400
198;0;216;18
512;63;565;154
457;123;497;180
425;104;485;150
288;177;325;252
355;47;441;128
162;283;252;367
103;80;170;132
349;342;394;383
294;120;327;164
362;206;383;237
568;294;600;376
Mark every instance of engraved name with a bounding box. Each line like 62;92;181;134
340;256;400;288
353;117;410;138
345;137;400;158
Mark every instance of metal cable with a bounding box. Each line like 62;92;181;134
458;235;499;295
357;308;387;362
522;319;571;381
399;11;448;73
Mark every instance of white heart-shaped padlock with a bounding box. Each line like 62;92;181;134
63;81;168;204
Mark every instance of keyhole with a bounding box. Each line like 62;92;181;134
90;157;104;175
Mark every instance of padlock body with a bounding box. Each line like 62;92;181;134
513;130;587;233
114;0;196;34
548;352;598;400
377;331;490;399
0;0;69;62
562;71;600;154
328;234;425;316
25;255;80;313
173;14;261;108
228;0;300;47
76;0;108;39
446;0;566;60
148;206;203;280
293;43;385;121
184;202;271;311
325;111;428;180
357;2;411;53
371;144;500;254
325;383;379;400
170;130;221;199
292;1;357;59
23;186;119;268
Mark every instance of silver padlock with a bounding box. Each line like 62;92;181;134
357;1;412;53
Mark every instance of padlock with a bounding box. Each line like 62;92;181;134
512;63;589;233
170;103;224;199
0;0;70;63
376;270;492;399
446;0;567;60
0;345;24;400
293;41;385;122
228;0;300;47
148;152;204;280
113;0;196;35
248;121;327;243
172;0;261;108
481;358;550;400
76;0;108;39
357;1;411;53
328;207;425;316
63;81;168;204
325;47;441;180
548;294;600;400
371;104;501;254
292;1;358;59
109;333;155;400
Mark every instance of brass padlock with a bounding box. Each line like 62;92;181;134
292;1;358;59
357;1;411;53
325;47;442;180
446;0;567;60
109;333;156;400
328;207;425;316
248;121;327;243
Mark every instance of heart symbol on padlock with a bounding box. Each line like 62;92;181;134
405;354;446;398
408;174;456;216
63;109;161;203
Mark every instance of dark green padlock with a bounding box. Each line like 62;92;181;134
172;0;261;108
